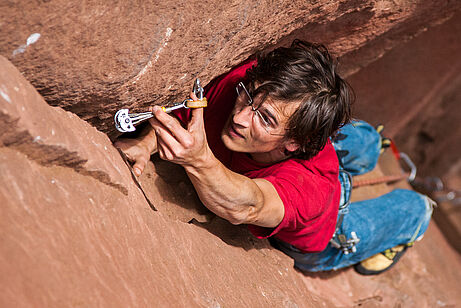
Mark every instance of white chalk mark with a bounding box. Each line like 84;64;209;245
12;46;26;56
132;27;173;84
26;33;41;45
0;88;11;104
12;33;41;57
179;73;187;80
33;136;41;142
10;181;26;207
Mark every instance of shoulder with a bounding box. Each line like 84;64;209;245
258;142;339;182
253;142;339;215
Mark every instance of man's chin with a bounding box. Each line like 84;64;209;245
221;133;244;153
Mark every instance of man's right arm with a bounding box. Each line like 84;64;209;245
114;124;158;176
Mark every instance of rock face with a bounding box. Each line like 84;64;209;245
0;55;325;306
1;0;460;136
2;55;461;307
347;11;461;282
2;1;461;306
348;10;461;179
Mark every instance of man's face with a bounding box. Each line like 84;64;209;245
221;84;299;163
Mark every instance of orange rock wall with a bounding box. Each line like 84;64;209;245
1;1;459;136
2;1;461;306
348;10;461;179
0;56;325;307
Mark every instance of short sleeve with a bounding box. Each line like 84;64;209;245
248;164;333;239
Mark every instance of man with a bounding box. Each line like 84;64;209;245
115;40;433;275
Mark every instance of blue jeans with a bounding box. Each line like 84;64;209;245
271;121;434;272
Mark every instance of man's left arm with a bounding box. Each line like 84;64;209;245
149;104;284;228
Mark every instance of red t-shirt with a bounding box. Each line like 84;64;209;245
174;60;340;253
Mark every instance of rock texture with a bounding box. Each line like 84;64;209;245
348;11;461;254
2;1;461;306
0;55;326;307
2;54;461;307
1;0;460;136
349;10;461;179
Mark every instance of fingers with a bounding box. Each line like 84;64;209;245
113;138;150;176
151;106;192;146
188;107;204;132
148;104;207;165
190;91;198;101
114;139;137;162
150;117;185;150
132;155;147;177
156;138;175;161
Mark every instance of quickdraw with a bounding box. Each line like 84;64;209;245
114;78;208;133
352;141;417;188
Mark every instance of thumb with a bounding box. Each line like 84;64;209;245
132;157;147;177
188;107;204;132
189;91;198;101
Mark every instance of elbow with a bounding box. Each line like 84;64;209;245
226;211;247;225
225;207;257;225
228;216;246;225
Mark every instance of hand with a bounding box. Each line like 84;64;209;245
149;92;211;169
114;137;152;176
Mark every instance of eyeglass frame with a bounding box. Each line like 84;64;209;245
235;81;286;136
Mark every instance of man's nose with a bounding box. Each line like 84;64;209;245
233;105;253;128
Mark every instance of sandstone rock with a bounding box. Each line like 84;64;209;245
0;52;328;307
137;156;213;223
346;11;461;270
2;54;461;307
2;2;461;306
348;11;461;180
1;1;460;136
0;56;131;195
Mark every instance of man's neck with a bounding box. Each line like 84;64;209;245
249;150;290;165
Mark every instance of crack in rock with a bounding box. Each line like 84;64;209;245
0;113;128;195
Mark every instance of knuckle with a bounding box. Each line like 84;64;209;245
165;151;174;161
175;149;185;158
183;136;194;148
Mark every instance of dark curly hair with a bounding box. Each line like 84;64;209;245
246;40;353;160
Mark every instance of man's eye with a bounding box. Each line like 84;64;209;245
259;112;272;127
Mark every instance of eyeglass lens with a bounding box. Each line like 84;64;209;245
235;82;277;131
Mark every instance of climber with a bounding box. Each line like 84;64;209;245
114;40;433;275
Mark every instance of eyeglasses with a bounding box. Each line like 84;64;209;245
235;82;285;136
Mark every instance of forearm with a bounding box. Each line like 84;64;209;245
184;154;264;225
149;106;283;227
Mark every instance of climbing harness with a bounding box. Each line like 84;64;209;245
114;78;208;133
330;126;418;255
329;169;361;254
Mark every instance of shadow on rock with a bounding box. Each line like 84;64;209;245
189;216;274;252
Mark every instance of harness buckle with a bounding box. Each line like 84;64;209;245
330;231;360;254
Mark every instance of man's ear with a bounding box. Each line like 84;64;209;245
284;139;300;153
